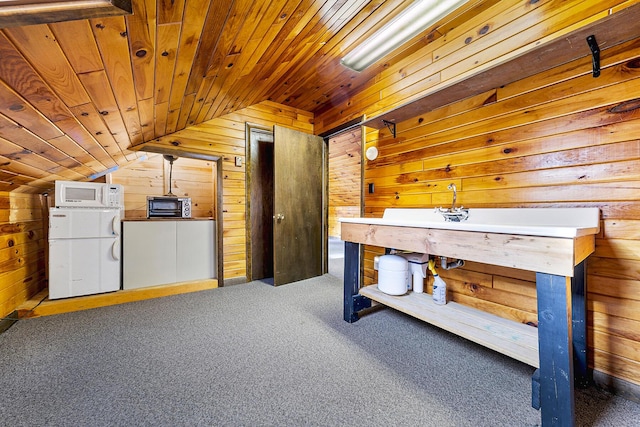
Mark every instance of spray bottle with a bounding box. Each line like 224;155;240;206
428;259;447;305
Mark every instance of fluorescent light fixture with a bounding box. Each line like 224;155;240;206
341;0;470;72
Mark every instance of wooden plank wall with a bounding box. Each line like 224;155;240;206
134;100;314;281
354;36;640;387
0;192;46;318
315;0;640;134
169;157;216;219
110;154;216;219
315;0;640;387
328;129;361;238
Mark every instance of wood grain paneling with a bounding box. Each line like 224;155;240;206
0;192;46;318
131;101;314;281
0;0;422;192
328;128;361;237
110;154;215;219
315;0;640;133
336;21;640;386
0;0;132;28
2;0;638;195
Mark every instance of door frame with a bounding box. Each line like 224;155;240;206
321;118;365;280
245;123;275;282
246;120;365;283
246;123;329;282
136;146;224;286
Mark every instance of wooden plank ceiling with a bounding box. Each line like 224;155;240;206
0;0;488;193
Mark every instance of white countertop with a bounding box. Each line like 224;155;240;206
340;208;600;238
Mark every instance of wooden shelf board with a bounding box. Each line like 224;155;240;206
17;279;218;319
359;284;539;368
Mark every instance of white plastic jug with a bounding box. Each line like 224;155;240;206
377;255;409;295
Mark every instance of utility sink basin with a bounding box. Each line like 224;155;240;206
340;208;600;238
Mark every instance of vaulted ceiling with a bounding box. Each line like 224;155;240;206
6;0;640;195
0;0;493;193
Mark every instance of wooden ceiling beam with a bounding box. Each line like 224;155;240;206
0;0;132;29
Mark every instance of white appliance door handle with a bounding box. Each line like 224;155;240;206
112;215;120;236
112;240;120;261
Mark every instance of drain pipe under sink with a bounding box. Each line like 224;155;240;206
440;256;464;270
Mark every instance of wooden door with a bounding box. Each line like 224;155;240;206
273;125;324;285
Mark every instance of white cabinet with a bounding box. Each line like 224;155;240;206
176;221;215;282
123;220;215;289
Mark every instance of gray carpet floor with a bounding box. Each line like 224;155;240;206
2;274;640;426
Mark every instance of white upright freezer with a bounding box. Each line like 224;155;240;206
48;207;122;299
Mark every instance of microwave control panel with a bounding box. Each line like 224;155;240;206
106;185;122;207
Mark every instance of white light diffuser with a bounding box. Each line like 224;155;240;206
341;0;470;72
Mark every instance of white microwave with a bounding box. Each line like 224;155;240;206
55;181;124;209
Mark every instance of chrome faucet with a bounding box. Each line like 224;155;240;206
435;183;469;222
448;183;457;211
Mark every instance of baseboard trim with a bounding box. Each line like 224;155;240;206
222;276;248;286
594;370;640;404
18;279;218;319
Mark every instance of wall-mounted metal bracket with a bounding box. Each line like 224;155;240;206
586;35;600;78
382;119;396;138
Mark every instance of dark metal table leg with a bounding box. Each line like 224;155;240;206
344;241;370;322
535;272;576;426
571;260;590;388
